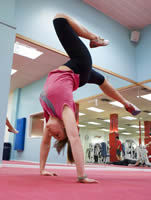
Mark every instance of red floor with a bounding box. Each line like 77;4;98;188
0;162;151;200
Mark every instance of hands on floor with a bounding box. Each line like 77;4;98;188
40;170;58;176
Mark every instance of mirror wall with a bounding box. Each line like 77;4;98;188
6;34;151;164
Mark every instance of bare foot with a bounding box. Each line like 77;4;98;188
8;128;19;134
90;37;109;48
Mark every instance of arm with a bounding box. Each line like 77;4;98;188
40;126;57;176
62;106;84;177
62;105;97;183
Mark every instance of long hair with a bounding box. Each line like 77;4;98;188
53;131;74;163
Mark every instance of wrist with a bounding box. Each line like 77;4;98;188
77;174;87;182
40;169;44;173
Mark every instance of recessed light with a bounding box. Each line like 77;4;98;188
141;94;151;101
79;112;85;116
103;119;110;123
14;42;43;59
88;122;101;125
78;124;86;127
87;107;104;113
148;113;151;115
121;132;132;135
109;101;124;108
99;129;109;132
136;130;144;133
122;116;137;120
118;127;126;130
130;125;144;128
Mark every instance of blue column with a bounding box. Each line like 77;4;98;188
0;0;16;163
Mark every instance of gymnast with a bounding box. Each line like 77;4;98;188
39;13;141;183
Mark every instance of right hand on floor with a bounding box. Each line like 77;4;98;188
78;177;98;184
40;170;58;176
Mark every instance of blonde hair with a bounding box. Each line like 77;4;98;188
53;131;74;163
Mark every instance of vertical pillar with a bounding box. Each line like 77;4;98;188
109;114;118;162
139;120;142;145
0;0;16;164
144;121;151;162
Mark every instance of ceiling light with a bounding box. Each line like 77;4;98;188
109;101;124;108
130;125;144;128
148;113;151;115
136;130;144;133
78;124;86;127
118;127;126;130
99;128;109;132
141;94;151;101
103;119;110;123
88;122;101;125
79;112;85;116
14;42;43;59
121;132;132;135
122;116;137;120
11;69;17;75
87;107;104;113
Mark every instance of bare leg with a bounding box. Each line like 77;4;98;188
116;154;121;161
54;13;109;47
6;117;18;134
100;79;141;116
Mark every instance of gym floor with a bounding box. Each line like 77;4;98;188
0;161;151;200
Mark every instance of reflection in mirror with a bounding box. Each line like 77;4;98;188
8;35;151;166
29;112;44;138
143;81;151;91
78;85;151;164
11;35;69;92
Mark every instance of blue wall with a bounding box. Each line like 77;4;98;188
136;25;151;82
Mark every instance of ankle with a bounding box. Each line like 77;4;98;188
90;35;98;41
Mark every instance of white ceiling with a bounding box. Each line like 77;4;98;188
83;0;151;29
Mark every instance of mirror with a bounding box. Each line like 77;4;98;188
78;85;151;163
6;34;151;165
